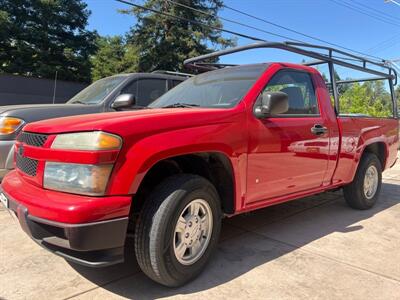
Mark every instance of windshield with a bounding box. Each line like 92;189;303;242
149;64;268;109
68;75;127;105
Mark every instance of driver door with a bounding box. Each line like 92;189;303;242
246;69;330;204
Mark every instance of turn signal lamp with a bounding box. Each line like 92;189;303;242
0;117;24;135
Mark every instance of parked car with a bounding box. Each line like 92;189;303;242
0;42;398;287
0;71;189;179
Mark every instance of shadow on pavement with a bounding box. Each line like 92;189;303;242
69;182;399;299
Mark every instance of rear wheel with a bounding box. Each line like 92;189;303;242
134;174;222;287
343;153;382;210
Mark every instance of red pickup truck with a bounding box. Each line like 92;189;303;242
1;42;398;287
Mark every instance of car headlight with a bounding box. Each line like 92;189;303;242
0;117;24;135
51;131;122;150
44;162;113;196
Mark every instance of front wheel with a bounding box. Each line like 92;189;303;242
343;152;382;210
135;174;222;287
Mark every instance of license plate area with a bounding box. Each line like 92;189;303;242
0;193;9;209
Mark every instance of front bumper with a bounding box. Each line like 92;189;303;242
0;172;132;267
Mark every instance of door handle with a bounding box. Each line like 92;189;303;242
311;124;328;135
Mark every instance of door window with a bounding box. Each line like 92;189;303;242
262;70;319;115
122;79;168;107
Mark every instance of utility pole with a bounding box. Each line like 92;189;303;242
52;70;58;104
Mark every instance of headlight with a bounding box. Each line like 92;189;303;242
44;162;113;196
51;131;122;151
0;117;24;135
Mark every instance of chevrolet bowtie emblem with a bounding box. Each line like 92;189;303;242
18;145;24;156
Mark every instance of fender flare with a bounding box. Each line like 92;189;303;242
350;135;388;181
129;146;237;194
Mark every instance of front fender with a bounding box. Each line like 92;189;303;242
107;122;247;196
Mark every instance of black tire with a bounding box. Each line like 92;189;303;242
343;152;382;210
134;174;222;287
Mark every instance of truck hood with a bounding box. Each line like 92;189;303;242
24;108;239;138
0;104;101;124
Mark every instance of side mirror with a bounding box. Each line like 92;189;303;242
111;94;135;109
254;91;289;118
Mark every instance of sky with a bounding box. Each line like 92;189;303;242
84;0;400;78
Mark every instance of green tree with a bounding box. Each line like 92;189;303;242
121;0;235;72
91;36;139;81
339;81;393;117
0;0;97;82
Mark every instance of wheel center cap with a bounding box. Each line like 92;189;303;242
184;217;201;243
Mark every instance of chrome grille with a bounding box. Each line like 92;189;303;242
17;132;48;147
16;153;38;177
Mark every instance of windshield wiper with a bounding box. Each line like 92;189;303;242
162;103;200;108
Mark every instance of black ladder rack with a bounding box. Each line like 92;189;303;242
183;41;398;116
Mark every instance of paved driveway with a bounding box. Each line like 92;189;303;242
1;159;399;300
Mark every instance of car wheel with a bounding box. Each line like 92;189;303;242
135;174;222;287
343;152;382;210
